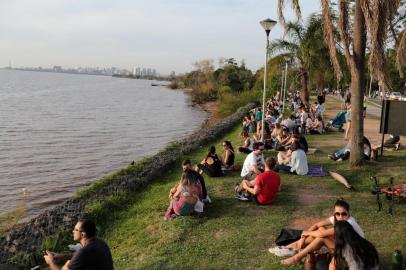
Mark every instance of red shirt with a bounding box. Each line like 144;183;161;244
255;170;281;205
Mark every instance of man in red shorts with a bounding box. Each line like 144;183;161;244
236;157;281;205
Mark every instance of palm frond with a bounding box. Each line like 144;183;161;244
321;0;343;81
338;0;354;69
268;39;299;57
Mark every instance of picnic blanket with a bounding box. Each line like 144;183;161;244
306;165;328;177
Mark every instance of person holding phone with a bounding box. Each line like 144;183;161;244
44;218;113;270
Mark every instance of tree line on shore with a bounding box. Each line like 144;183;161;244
170;1;406;167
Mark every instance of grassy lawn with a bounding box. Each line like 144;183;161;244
95;101;406;269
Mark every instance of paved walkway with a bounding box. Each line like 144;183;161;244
328;95;404;146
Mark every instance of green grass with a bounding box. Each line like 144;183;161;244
81;123;406;270
55;98;406;270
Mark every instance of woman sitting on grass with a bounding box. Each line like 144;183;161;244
197;146;224;177
164;171;203;220
308;115;324;134
220;141;235;171
274;141;308;175
238;130;254;154
330;220;379;270
272;198;364;265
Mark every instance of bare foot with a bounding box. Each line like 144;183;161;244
281;256;300;265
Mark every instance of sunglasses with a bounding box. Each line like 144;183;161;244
334;212;348;217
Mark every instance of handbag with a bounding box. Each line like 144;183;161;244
275;228;303;246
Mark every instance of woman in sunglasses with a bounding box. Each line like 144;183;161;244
279;198;364;265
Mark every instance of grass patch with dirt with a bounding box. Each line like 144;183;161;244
82;98;406;269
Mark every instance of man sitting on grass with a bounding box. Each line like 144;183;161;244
44;217;113;270
236;157;281;204
240;142;265;181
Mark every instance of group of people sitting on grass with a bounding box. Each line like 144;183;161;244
269;198;379;269
162;91;384;269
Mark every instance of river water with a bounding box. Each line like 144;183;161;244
0;70;207;220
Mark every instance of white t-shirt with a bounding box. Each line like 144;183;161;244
329;216;365;238
241;152;264;177
300;111;309;124
289;149;308;175
305;117;313;128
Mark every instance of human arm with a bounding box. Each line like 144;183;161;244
242;179;258;195
251;165;262;175
222;150;230;165
44;251;71;270
301;227;334;239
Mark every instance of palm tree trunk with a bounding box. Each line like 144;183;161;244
300;69;310;104
349;0;366;166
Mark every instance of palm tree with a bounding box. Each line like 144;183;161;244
278;0;401;166
268;15;331;104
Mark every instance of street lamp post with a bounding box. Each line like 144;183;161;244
260;18;277;142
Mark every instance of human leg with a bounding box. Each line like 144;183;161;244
274;164;291;173
281;237;335;265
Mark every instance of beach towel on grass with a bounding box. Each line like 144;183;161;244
306;165;328;177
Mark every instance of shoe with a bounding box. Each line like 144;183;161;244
268;246;284;254
268;246;296;257
234;183;241;194
235;194;250;201
328;154;335;161
202;195;212;204
395;143;401;150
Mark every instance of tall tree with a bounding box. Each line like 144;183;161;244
278;0;400;166
268;15;331;104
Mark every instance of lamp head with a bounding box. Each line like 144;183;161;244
260;18;277;36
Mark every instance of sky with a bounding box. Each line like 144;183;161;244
0;0;320;75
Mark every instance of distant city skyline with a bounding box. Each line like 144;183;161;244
0;1;319;75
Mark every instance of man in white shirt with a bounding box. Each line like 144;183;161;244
241;142;265;180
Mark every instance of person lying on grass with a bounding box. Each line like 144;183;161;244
276;198;364;265
164;170;203;220
235;157;281;205
328;137;371;162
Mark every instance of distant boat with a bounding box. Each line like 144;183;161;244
151;83;159;86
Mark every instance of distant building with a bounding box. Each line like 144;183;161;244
53;66;62;72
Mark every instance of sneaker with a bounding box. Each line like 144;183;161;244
328;154;335;161
268;246;296;257
235;194;250;201
268;246;284;254
202;195;212;204
275;248;297;257
234;183;241;194
395;143;401;151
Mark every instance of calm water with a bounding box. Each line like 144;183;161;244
0;70;207;220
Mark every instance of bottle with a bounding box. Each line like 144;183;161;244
392;250;404;270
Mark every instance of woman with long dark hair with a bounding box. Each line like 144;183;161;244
220;141;235;170
332;220;379;270
279;198;364;265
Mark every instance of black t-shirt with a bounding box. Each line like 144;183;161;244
68;238;113;270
